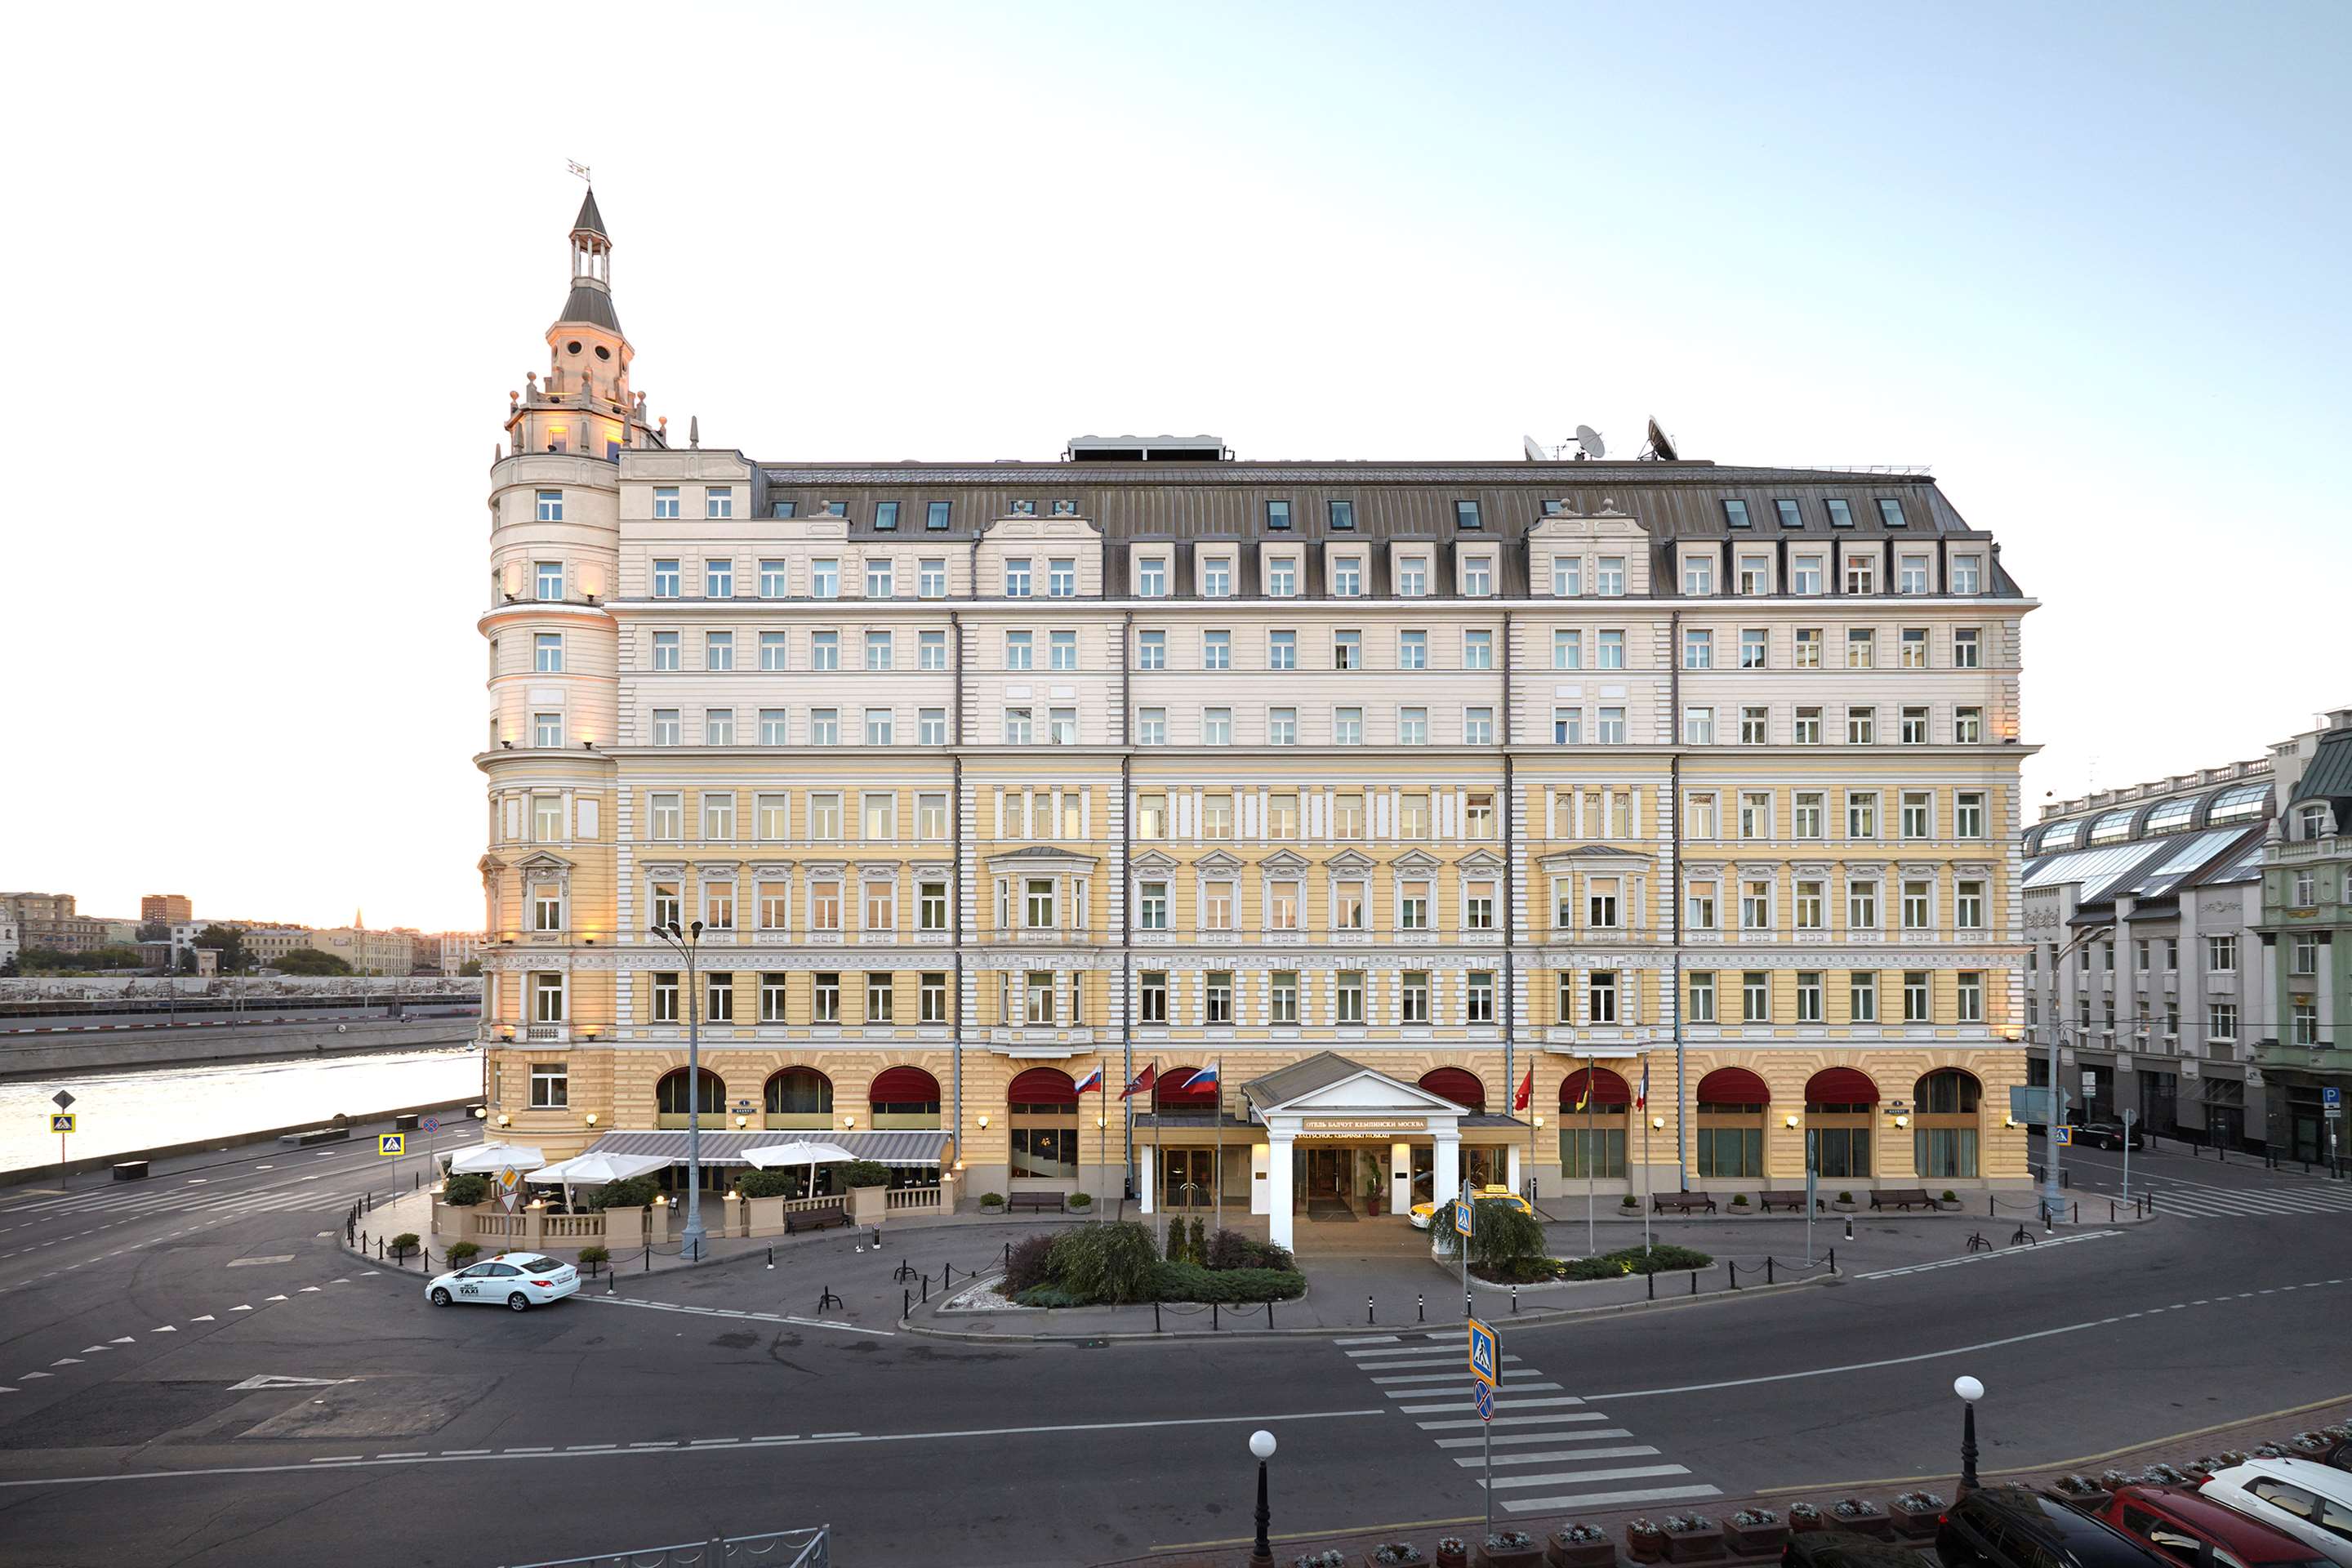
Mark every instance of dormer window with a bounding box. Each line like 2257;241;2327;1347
1722;500;1752;528
1541;500;1565;515
1266;555;1298;597
1825;499;1855;528
1455;501;1483;530
925;501;951;530
1877;497;1908;527
1202;557;1232;598
1775;499;1802;528
1463;556;1494;595
1683;555;1714;595
1333;556;1364;596
1398;557;1429;596
1266;500;1292;530
874;501;900;530
1952;555;1982;594
1327;500;1355;530
1011;500;1037;516
771;500;797;519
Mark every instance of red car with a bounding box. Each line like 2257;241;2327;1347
2096;1484;2335;1568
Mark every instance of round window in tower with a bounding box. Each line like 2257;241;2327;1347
595;345;611;360
565;340;582;354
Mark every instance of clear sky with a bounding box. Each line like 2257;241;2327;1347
6;2;2345;932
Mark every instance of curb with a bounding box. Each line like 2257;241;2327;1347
898;1268;1835;1344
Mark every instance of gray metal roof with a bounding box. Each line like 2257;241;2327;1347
572;188;608;239
585;1129;948;1166
2292;731;2352;804
1239;1050;1377;1112
557;282;622;335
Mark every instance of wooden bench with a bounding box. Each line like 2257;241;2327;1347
1870;1187;1937;1212
1007;1192;1067;1214
1757;1190;1819;1214
783;1205;851;1234
1653;1192;1716;1215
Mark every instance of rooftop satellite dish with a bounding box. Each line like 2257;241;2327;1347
1644;417;1678;462
1574;425;1606;461
1521;434;1549;463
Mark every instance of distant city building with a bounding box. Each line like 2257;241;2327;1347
99;919;142;946
0;917;19;967
431;931;487;972
2255;708;2352;1162
241;927;314;964
141;894;194;924
0;892;110;954
305;926;416;976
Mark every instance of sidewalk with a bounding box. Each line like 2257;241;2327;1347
1096;1394;2352;1567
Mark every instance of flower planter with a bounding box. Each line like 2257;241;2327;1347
2048;1482;2110;1512
1786;1511;1825;1536
849;1183;889;1227
1722;1521;1788;1559
1479;1538;1544;1568
1663;1525;1726;1563
1548;1531;1616;1568
1828;1506;1891;1540
1890;1501;1942;1540
746;1196;788;1236
1625;1528;1667;1565
1365;1546;1428;1567
1437;1543;1471;1568
1830;1200;1858;1214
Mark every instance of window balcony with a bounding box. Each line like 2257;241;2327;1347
523;1023;570;1044
2273;835;2343;863
2251;1040;2352;1076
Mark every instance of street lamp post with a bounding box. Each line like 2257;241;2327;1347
1246;1428;1276;1568
2046;924;2114;1224
650;919;707;1263
1953;1374;1984;1494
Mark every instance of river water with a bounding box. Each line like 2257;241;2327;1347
0;1046;483;1174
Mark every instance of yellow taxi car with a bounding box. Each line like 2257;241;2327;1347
1409;1184;1534;1229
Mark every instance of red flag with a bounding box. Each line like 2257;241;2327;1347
1120;1063;1157;1099
1513;1063;1534;1112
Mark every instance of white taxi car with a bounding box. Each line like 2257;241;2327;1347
425;1253;579;1312
1410;1185;1535;1229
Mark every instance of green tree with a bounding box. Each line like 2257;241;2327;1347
1430;1196;1548;1278
193;925;250;972
458;959;482;978
272;947;352;975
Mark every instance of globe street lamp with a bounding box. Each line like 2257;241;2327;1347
1246;1428;1277;1568
1953;1374;1984;1494
649;919;707;1262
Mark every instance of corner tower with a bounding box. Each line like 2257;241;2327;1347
506;188;662;461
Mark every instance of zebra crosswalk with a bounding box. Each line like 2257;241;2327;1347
2128;1177;2352;1220
1331;1333;1720;1516
0;1173;362;1261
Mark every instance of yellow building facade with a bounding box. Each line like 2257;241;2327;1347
477;194;2038;1246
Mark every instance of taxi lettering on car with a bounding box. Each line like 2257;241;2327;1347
1410;1184;1533;1230
425;1253;580;1312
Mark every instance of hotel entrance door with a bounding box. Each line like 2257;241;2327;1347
1163;1148;1214;1209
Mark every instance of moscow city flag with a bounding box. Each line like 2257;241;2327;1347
1120;1063;1157;1099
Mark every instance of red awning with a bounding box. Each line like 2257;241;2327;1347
1560;1067;1631;1108
1697;1067;1771;1106
1805;1067;1881;1106
1007;1067;1077;1105
1155;1067;1218;1107
868;1066;941;1105
1418;1067;1487;1111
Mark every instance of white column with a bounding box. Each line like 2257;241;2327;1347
1505;1141;1523;1196
1389;1139;1413;1218
1267;1133;1295;1251
1138;1145;1156;1216
1432;1129;1462;1209
1251;1142;1272;1216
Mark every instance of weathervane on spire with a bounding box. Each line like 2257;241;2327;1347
567;159;591;185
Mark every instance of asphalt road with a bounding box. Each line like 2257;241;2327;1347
0;1003;479;1036
0;1156;2347;1568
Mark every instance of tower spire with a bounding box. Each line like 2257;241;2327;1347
510;185;662;458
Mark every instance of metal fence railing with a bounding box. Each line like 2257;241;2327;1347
501;1525;828;1568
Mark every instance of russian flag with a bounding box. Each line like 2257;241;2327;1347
1072;1065;1104;1094
1183;1062;1220;1090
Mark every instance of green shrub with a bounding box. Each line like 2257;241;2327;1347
1205;1228;1295;1272
1165;1220;1187;1262
1152;1261;1308;1303
1187;1217;1206;1263
1730;1193;1750;1207
1838;1192;1855;1204
1619;1243;1713;1273
1004;1233;1058;1294
840;1160;890;1189
1014;1285;1086;1308
577;1245;610;1268
1066;1192;1092;1209
1941;1190;1958;1203
979;1192;1005;1208
1432;1198;1547;1277
586;1176;661;1211
736;1169;798;1199
446;1241;481;1266
1049;1221;1160;1303
440;1173;488;1206
390;1232;421;1258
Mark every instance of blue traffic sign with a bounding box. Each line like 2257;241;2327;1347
1466;1316;1501;1389
421;1117;440;1133
2054;1125;2074;1147
378;1134;405;1156
1473;1383;1495;1421
1454;1197;1474;1237
2327;1088;2342;1109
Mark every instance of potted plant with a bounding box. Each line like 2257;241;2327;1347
1437;1538;1471;1568
1940;1189;1962;1210
2049;1475;2109;1508
2291;1431;2334;1455
1624;1520;1667;1565
1480;1529;1543;1568
1723;1508;1785;1558
388;1231;421;1261
979;1192;1006;1211
2139;1463;2189;1486
1786;1504;1824;1536
1368;1543;1427;1566
1829;1499;1890;1539
1728;1194;1751;1212
1832;1192;1858;1213
1659;1513;1724;1563
1547;1524;1615;1568
1891;1492;1945;1539
1292;1552;1348;1568
577;1244;609;1277
446;1239;481;1267
1619;1195;1640;1212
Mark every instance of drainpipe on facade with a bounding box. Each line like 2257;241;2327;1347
1120;608;1135;1195
1670;607;1687;1190
950;608;965;1158
1501;609;1517;1176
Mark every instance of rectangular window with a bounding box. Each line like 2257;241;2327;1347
1954;706;1984;743
651;973;679;1024
1901;880;1931;932
809;884;842;932
1138;972;1168;1025
1267;558;1297;596
1205;970;1235;1025
1794;792;1824;838
1898;556;1929;595
1686;879;1718;931
535;560;564;599
1597;706;1625;744
652;487;679;519
649;795;684;841
1682;706;1713;744
1552;707;1582;746
1901;705;1930;745
1902;970;1931;1022
1684;555;1714;595
760;973;788;1022
1267;706;1297;745
1900;626;1929;668
651;630;680;670
757;793;789;840
650;709;679;746
1743;971;1771;1022
1267;792;1299;839
1136;707;1167;745
924;501;951;531
1552;557;1583;596
1722;499;1751;528
1396;557;1428;596
1001;707;1032;745
706;488;734;519
1775;498;1804;528
1849;971;1878;1023
1740;706;1767;745
1202;707;1233;745
706;631;734;670
1847;791;1880;840
1793;557;1823;595
1334;970;1365;1025
1138;558;1167;596
702;791;734;840
812;973;839;1022
1796;971;1823;1022
863;630;892;671
1953;627;1981;668
1900;791;1931;839
532;710;564;747
1684;627;1713;668
706;559;733;598
866;559;894;599
704;709;735;746
533;632;564;673
1270;970;1299;1024
2208;1002;2237;1042
1846;706;1876;745
1740;791;1771;840
755;708;786;746
1258;498;1291;531
1463;706;1495;745
1598;630;1624;669
920;972;947;1023
1688;971;1717;1024
1597;557;1625;595
535;489;564;523
1049;558;1076;598
1845;555;1877;595
1201;556;1233;598
1876;497;1907;528
1335;881;1366;929
1333;706;1364;745
1795;880;1824;931
1742;880;1772;931
1004;559;1031;598
653;559;679;597
771;500;798;519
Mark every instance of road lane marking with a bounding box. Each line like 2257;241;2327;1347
1418;1414;1609;1432
1500;1482;1720;1514
1432;1429;1633;1448
0;1409;1392;1490
1481;1463;1692;1490
1459;1446;1662;1468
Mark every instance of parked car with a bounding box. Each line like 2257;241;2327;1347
1786;1530;1935;1568
1938;1483;2171;1568
2079;1120;2146;1152
425;1252;579;1311
2096;1484;2333;1568
1409;1184;1534;1230
2200;1459;2352;1567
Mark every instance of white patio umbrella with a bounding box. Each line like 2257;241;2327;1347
742;1140;856;1200
525;1152;671;1211
449;1143;546;1175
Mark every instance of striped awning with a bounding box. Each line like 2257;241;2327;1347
585;1129;951;1167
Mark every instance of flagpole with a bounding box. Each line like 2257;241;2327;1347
1585;1062;1596;1257
1642;1066;1653;1258
1213;1059;1223;1236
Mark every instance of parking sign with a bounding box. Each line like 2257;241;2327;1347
1473;1383;1495;1421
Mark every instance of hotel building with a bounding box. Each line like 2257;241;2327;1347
478;194;2038;1245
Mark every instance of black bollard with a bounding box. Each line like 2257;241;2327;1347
1004;1241;1010;1267
1689;1269;1697;1296
1730;1262;1740;1290
1417;1293;1425;1323
1646;1270;1655;1300
921;1272;931;1303
1213;1303;1220;1331
1766;1257;1775;1285
943;1264;954;1290
767;1245;774;1270
904;1287;911;1319
1367;1295;1374;1325
1267;1301;1275;1329
645;1244;651;1272
1829;1246;1837;1272
1154;1300;1162;1333
1511;1285;1519;1315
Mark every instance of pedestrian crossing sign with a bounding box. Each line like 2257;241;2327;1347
2054;1126;2073;1147
1467;1315;1501;1389
378;1134;405;1156
1454;1197;1474;1236
50;1113;74;1134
